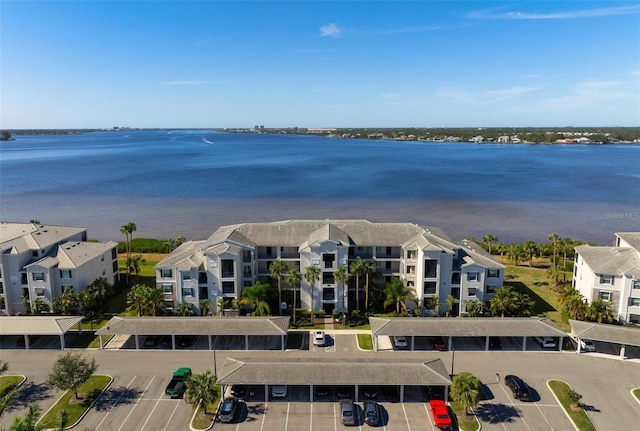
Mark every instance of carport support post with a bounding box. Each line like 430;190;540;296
355;384;359;402
208;335;212;350
245;334;249;350
23;334;29;350
620;344;626;359
99;335;104;350
171;334;176;350
134;334;140;350
485;336;490;351
399;385;404;403
309;385;313;401
281;334;285;351
411;336;415;351
264;385;269;401
559;336;564;352
373;335;378;352
522;336;527;351
59;334;65;350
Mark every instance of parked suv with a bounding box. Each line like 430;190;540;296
505;375;531;400
535;336;556;348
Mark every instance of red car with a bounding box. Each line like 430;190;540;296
429;399;452;430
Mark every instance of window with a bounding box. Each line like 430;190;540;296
424;260;437;278
33;272;45;282
21;273;28;284
181;271;191;280
102;268;106;276
634;280;640;290
406;250;416;260
112;248;117;259
487;269;500;278
112;261;118;273
32;251;38;257
406;280;415;288
164;301;173;310
322;272;335;285
467;287;477;297
162;284;173;294
222;282;235;294
487;285;497;294
406;266;415;275
467;272;479;282
600;274;613;285
182;287;193;297
630;298;640;307
60;269;72;278
35;288;45;297
323;288;335;301
101;254;105;262
323;254;335;269
0;282;4;294
423;282;436;295
599;291;612;301
161;269;172;278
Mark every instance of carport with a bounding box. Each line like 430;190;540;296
95;316;290;350
217;357;452;402
370;316;566;352
0;316;83;349
570;319;640;359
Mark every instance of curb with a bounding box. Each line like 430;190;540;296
631;388;640;407
546;379;596;431
189;397;222;431
39;375;113;431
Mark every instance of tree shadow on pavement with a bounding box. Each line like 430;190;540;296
4;382;53;413
475;402;520;424
92;387;143;411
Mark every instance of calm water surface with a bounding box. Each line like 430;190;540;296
1;130;638;244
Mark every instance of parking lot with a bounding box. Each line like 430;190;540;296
115;334;284;350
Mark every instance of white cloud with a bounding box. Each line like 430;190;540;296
319;23;342;37
470;4;640;20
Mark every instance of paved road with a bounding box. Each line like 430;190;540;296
1;334;639;430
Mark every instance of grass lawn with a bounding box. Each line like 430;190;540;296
286;332;303;349
634;388;640;401
357;334;373;350
68;332;114;348
449;401;480;431
0;376;23;397
548;380;597;431
190;399;220;430
38;375;111;429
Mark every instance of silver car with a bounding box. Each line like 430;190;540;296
219;396;237;423
340;399;356;426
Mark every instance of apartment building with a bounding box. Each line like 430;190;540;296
573;232;640;324
155;220;504;316
0;222;119;315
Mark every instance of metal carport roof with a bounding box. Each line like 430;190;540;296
569;320;640;347
0;316;83;336
217;357;452;386
370;316;566;337
95;316;290;336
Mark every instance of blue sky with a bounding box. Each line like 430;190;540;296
1;1;639;128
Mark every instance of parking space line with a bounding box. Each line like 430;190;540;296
499;382;533;431
95;376;137;430
162;400;180;431
117;376;156;431
423;403;436;431
481;385;509;431
310;402;313;430
260;401;268;431
334;401;337;431
285;402;290;431
139;388;166;431
402;404;412;431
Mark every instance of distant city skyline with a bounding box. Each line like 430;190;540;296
1;1;639;129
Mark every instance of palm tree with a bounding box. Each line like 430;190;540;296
586;298;612;323
489;286;518;317
30;297;47;315
120;222;137;283
362;260;376;312
144;286;165;316
287;269;302;323
304;265;320;313
269;259;289;315
88;276;112;311
7;403;44;431
548;232;560;287
53;286;78;315
383;278;415;315
185;370;218;414
513;292;535;317
126;284;147;316
482;233;498;255
506;243;523;266
165;238;173;253
464;299;485;317
333;265;351;315
175;236;186;247
240;282;271;316
127;254;146;280
450;372;481;419
199;298;211;316
558;286;586;320
177;301;192;316
521;240;537;267
349;257;367;312
446;294;458;317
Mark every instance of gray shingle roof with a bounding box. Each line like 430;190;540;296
95;316;290;336
569;320;640;347
0;316;83;335
217;357;451;386
575;244;640;278
370;317;566;337
57;241;118;267
0;222;86;252
617;232;640;251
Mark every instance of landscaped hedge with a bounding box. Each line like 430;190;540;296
117;238;168;254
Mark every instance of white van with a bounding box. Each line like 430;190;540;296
535;336;556;348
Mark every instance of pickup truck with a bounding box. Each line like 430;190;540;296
165;367;192;398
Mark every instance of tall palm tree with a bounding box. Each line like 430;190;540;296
88;277;112;311
287;269;302;323
126;284;146;316
489;286;518;317
450;372;481;419
269;259;289;315
240;282;271;316
177;301;192;316
8;403;44;431
586;298;613;323
53;286;78;315
482;233;498;255
383;278;415;315
144;286;165;316
120;222;137;283
349;257;367;312
506;243;523;266
522;240;537;267
128;254;146;280
362;260;376;312
446;294;458;317
513;292;535;317
185;371;217;414
199;298;211;316
304;265;320;313
558;285;586;319
548;232;560;287
464;299;485;317
334;265;351;315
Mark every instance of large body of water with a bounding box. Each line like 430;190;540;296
1;130;638;244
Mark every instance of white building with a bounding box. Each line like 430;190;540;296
155;220;504;316
0;222;119;315
573;232;640;324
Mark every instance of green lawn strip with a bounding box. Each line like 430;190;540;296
548;380;597;431
449;401;480;431
348;323;371;330
68;332;114;349
0;376;24;397
357;333;373;350
286;332;303;349
38;375;112;429
632;388;640;403
190;388;221;430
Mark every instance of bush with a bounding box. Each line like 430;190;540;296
118;238;168;254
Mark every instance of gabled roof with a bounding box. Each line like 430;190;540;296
575;245;640;278
457;240;506;269
95;316;290;336
0;316;83;335
155;240;205;268
0;222;85;254
616;232;640;251
217;357;451;386
370;316;566;337
299;223;351;250
25;256;59;269
569;320;640;347
56;241;118;268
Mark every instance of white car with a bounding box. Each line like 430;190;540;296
535;336;556;348
271;385;287;398
393;335;408;349
580;339;596;352
313;330;326;346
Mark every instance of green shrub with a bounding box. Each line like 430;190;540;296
118;238;168;253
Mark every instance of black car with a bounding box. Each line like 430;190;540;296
489;337;502;349
314;386;331;397
363;400;380;426
337;386;352;399
231;384;248;399
505;375;531;400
